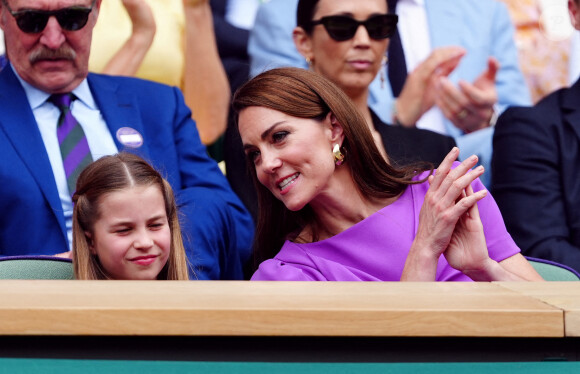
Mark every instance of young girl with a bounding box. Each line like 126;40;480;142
72;153;190;280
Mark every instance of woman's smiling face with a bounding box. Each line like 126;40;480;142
239;106;341;211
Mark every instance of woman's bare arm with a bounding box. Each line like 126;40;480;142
101;0;156;76
182;0;230;145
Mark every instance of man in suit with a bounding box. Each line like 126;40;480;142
491;0;580;273
0;0;254;280
248;0;531;187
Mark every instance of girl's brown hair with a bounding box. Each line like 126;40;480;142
72;152;190;280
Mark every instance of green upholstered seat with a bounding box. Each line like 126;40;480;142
0;256;73;280
526;257;580;281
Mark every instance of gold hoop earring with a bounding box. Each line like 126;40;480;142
333;144;345;166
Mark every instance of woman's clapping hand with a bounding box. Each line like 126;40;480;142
401;147;488;280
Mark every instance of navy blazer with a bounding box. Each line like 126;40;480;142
492;79;580;272
0;66;254;280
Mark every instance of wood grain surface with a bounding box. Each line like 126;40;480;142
0;281;564;337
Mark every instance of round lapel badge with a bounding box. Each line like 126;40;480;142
116;127;144;148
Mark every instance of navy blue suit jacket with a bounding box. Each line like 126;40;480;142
211;0;248;62
492;79;580;272
0;66;253;280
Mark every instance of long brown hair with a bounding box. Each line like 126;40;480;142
72;152;190;280
232;67;430;269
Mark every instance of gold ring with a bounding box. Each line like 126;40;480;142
458;110;468;120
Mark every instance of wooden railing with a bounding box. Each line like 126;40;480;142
0;281;577;337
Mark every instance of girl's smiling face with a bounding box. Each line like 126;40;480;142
87;184;171;280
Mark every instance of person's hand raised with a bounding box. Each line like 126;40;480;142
417;148;486;257
122;0;156;40
394;46;465;126
401;147;487;281
434;57;499;133
443;178;534;282
443;182;492;275
101;0;156;76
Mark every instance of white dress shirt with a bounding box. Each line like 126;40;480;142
398;0;447;134
13;66;117;249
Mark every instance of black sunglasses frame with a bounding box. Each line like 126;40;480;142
310;14;398;42
1;0;96;34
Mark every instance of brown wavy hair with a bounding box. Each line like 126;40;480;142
72;152;190;280
232;67;430;270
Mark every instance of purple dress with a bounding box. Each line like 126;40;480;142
251;169;520;281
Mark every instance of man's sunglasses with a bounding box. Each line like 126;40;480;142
1;0;96;34
310;14;398;42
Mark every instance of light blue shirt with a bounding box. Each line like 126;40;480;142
13;66;117;249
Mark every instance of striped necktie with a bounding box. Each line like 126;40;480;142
49;93;93;196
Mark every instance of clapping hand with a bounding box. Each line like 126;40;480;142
417;147;486;258
435;57;499;133
395;46;465;126
443;182;492;276
402;147;487;280
402;148;541;282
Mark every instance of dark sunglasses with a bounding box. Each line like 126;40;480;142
1;0;96;34
310;14;398;42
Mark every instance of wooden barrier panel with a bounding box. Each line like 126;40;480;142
496;282;580;337
0;280;564;337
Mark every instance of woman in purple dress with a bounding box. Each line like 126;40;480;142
233;67;542;282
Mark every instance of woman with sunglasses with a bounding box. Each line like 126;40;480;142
234;67;542;282
292;0;456;167
224;0;458;224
